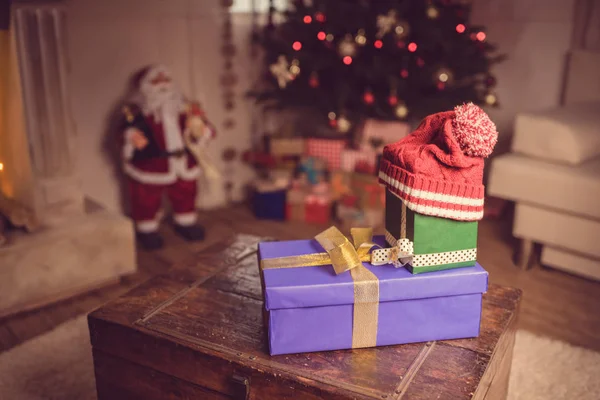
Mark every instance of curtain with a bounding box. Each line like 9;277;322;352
0;0;32;200
572;0;600;51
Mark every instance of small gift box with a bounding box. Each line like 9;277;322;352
383;189;478;274
258;227;488;355
251;179;289;221
350;172;384;210
304;195;331;224
340;149;376;173
269;137;305;157
378;103;498;274
306;138;346;170
286;186;306;222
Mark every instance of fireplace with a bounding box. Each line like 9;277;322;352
0;2;136;318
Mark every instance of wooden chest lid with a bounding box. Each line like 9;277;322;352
89;234;521;400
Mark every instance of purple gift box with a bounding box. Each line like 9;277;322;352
258;235;488;356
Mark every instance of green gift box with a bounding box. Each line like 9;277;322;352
377;104;499;273
384;189;478;274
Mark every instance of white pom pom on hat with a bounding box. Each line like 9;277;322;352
451;102;498;158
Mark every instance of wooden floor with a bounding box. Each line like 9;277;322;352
1;205;600;354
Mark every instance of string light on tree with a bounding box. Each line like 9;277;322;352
303;15;312;24
434;67;454;85
338;34;357;57
400;69;409;78
456;24;466;33
269;55;294;88
485;75;497;88
394;102;409;119
326;33;334;42
408;42;418;52
395;21;410;39
292;41;302;51
337;115;352;133
476;31;486;41
363;89;375;105
309;71;319;87
426;5;440;19
388;87;398;106
315;12;326;23
355;29;367;46
343;56;353;65
485;92;498;106
374;40;383;49
317;31;326;40
328;111;337;128
289;59;301;76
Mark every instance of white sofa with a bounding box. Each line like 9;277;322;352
489;94;600;280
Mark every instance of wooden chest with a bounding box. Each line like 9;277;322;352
89;235;521;400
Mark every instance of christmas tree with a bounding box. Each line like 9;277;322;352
251;0;504;131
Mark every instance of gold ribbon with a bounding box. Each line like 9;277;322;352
261;226;385;348
183;106;222;182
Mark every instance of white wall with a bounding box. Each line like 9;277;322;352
66;0;255;212
472;0;576;139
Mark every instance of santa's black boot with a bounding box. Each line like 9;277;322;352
136;231;164;250
174;223;205;241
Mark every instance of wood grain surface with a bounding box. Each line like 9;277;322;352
89;233;521;399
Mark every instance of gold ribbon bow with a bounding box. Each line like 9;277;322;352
261;226;395;348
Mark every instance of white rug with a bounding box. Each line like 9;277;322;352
0;316;599;400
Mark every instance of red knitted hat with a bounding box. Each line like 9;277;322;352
378;103;498;221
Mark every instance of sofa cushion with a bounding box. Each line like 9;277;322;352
514;203;600;260
488;153;600;219
512;101;600;164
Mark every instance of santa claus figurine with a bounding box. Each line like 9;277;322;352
120;64;216;249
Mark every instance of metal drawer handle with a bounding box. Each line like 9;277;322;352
232;374;250;400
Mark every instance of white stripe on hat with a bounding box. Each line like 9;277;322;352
379;171;484;207
380;172;484;221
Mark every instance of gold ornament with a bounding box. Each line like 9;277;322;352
485;92;498;106
434;67;454;85
290;59;301;76
355;29;367;46
426;5;439;19
394;103;409;119
338;34;357;57
269;55;294;88
376;10;397;38
337;115;352;133
394;20;410;39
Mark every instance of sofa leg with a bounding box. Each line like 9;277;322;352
515;239;534;270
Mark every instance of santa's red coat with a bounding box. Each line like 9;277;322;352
121;112;215;185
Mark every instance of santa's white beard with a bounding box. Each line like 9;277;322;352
141;82;187;152
141;82;185;119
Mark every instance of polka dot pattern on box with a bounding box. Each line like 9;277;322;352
412;248;477;267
